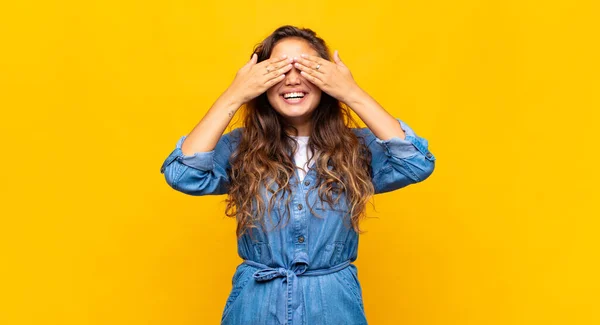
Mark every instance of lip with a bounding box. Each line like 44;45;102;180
280;88;309;96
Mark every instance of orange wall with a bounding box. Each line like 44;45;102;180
1;1;599;324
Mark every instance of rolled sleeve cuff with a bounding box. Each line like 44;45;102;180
374;118;436;161
175;135;216;170
159;136;216;174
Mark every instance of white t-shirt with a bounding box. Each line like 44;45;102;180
291;136;315;182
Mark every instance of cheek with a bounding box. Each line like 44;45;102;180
312;91;323;103
266;92;281;109
266;89;278;101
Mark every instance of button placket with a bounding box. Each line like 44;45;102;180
292;190;307;254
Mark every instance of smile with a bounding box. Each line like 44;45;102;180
281;92;307;105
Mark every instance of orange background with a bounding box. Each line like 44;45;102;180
1;1;599;324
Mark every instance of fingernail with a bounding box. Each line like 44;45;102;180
282;54;287;58
301;54;307;57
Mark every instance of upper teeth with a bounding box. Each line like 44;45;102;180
283;92;305;99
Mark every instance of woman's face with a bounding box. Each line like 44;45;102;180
266;38;323;123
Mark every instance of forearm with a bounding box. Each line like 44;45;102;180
181;89;243;155
343;87;406;141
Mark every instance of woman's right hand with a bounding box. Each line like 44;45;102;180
226;53;294;105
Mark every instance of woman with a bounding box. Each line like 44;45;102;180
160;25;436;325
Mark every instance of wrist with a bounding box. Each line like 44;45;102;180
342;85;367;106
220;88;244;108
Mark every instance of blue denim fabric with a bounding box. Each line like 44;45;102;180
160;118;435;325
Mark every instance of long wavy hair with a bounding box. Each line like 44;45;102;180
225;25;375;239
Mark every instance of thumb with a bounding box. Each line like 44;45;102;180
248;53;258;65
333;50;345;66
244;53;257;69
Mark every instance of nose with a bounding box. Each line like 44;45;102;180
284;65;302;85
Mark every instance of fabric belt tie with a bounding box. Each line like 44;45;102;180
242;259;352;324
243;258;352;281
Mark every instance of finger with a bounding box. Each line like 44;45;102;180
245;53;257;67
264;57;293;75
260;55;289;68
294;62;324;82
298;56;326;73
299;53;328;66
294;58;326;75
300;70;323;87
275;57;294;69
261;55;291;75
265;63;293;82
265;71;287;87
242;53;257;71
333;50;342;64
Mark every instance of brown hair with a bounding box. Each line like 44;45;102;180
225;25;375;239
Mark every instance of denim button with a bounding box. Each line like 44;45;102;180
297;204;303;210
304;180;310;186
426;152;433;158
298;236;305;243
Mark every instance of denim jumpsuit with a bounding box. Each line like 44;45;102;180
160;118;436;325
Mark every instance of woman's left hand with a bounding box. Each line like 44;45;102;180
293;50;361;103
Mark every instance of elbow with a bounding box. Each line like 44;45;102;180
163;164;184;192
413;148;436;182
417;159;435;182
163;164;228;196
405;155;435;183
163;165;203;196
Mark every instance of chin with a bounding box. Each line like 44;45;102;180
271;100;315;117
278;104;317;117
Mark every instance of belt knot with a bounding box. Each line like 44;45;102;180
252;266;294;282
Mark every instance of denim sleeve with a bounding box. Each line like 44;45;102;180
357;118;436;194
159;128;242;196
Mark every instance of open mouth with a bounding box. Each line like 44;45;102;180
281;92;307;105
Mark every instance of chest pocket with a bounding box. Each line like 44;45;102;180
311;186;350;212
252;241;273;265
321;241;345;266
311;191;352;233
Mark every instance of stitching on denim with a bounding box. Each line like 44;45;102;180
341;269;364;311
394;157;421;182
317;276;330;325
252;242;273;266
160;153;178;174
372;165;392;193
173;160;190;190
221;266;253;322
373;165;392;180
